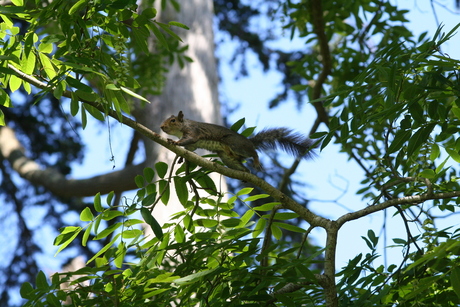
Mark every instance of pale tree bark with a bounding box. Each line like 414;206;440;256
135;0;225;225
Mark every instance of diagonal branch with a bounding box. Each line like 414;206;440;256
336;190;460;227
6;64;331;227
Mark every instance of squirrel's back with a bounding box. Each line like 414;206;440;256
161;111;315;171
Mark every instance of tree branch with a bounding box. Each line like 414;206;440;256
310;0;332;125
6;64;332;227
336;191;460;227
0;125;146;197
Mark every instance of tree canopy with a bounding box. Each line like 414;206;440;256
1;0;460;306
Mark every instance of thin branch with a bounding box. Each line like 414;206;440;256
336;190;460;227
309;0;332;125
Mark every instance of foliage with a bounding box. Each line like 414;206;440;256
0;0;187;304
2;0;460;306
20;162;324;306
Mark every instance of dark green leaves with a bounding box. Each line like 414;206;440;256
406;123;436;157
141;207;163;240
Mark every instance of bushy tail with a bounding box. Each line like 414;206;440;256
249;128;315;159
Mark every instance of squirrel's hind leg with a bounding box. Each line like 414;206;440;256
217;152;249;172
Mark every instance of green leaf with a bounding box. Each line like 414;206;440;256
273;222;305;233
241;126;256;137
69;0;87;15
94;222;122;240
227;195;238;205
244;194;270;202
446;148;460;163
0;110;5;126
143;167;155;182
142;7;157;19
367;229;378;247
80;96;87;128
35;270;48;290
86;233;121;265
20;282;34;299
253;202;280;211
221;218;241;228
123;219;144;227
120;86;150;103
451;267;460;300
101;210;123;221
230;117;245;132
436;157;449;174
76;90;99;102
388;129;411;154
141;207;163;240
174;176;188;206
168;21;189;30
38;52;56;79
236;187;253;196
430;143;440;161
174;268;217;285
135;175;144;188
150;22;169;50
409;101;426;123
253;218;266;237
1;4;24;13
142;192;157;207
406;124;436;157
392;238;406;245
107;191;115;206
156;22;183;42
82;224;92;247
174;224;185;243
66;76;93;92
240;210;254;227
21;48;36;76
54;227;82;256
46;293;61;306
155;162;168;178
159;179;170;205
114;242;126;268
193;172;217;195
419;169;435;179
272;212;299;220
271;224;282;240
195;218;218;228
0;89;12;108
9;73;22;92
80;207;94;222
70;94;79;116
94;192;103;212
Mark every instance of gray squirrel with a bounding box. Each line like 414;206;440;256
160;111;315;172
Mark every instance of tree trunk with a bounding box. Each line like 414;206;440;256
134;0;223;224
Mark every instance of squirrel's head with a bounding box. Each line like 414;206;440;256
160;111;185;137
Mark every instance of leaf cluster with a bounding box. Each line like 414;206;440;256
21;162;323;306
0;0;188;126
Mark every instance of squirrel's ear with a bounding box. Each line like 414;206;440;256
178;111;184;120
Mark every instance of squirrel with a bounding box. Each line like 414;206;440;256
160;111;315;172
